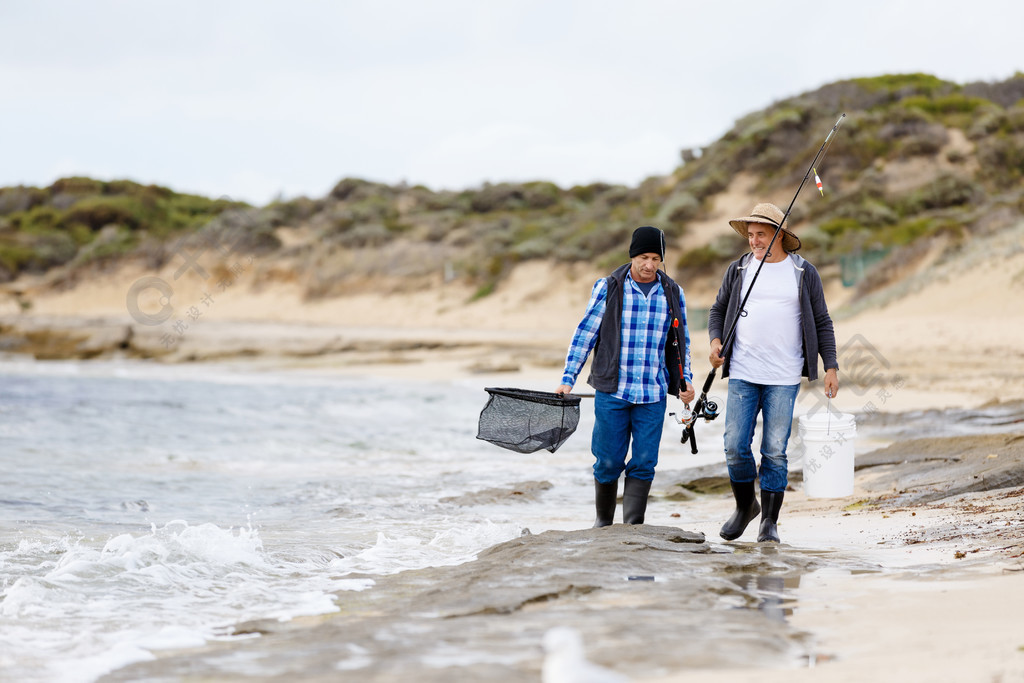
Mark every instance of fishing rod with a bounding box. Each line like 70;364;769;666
675;112;847;454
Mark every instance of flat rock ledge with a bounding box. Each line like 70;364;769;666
103;525;825;682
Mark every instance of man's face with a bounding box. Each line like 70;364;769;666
630;252;661;283
747;222;781;261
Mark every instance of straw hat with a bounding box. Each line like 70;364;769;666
728;202;802;253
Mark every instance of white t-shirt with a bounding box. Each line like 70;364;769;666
728;257;803;385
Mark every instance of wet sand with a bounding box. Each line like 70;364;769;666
647;487;1024;683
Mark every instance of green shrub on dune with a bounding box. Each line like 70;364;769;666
0;178;244;282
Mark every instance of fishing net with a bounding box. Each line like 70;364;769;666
476;387;582;454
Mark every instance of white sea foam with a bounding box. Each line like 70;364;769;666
329;520;526;576
0;520;357;681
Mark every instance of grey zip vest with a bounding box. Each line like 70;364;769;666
587;264;685;397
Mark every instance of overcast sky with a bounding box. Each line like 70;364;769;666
3;1;1022;205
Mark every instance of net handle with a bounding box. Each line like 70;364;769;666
485;387;593;400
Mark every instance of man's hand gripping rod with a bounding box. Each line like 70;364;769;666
671;371;721;454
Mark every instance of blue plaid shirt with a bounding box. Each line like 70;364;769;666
561;271;692;403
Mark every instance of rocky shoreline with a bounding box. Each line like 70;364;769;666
101;524;826;682
0;314;566;375
99;414;1024;682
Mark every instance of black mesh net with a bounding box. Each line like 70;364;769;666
476;387;582;454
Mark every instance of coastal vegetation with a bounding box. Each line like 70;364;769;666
2;72;1023;300
0;178;245;280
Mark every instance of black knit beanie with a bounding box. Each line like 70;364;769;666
629;225;665;259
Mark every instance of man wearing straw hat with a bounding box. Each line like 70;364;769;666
708;202;839;543
557;225;695;527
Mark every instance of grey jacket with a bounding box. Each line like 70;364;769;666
707;253;838;381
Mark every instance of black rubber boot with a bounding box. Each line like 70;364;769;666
719;480;761;541
757;490;785;543
593;479;618;528
622;477;653;524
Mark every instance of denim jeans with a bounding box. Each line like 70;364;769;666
592;391;666;483
723;378;799;493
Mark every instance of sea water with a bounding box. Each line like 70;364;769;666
3;358;721;682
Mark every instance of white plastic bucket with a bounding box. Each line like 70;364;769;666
797;411;857;498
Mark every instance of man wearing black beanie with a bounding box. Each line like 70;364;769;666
556;226;695;527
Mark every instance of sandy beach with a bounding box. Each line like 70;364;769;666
3;220;1024;682
645;480;1024;683
5;218;1024;407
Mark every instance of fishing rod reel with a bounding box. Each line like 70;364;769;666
669;394;721;454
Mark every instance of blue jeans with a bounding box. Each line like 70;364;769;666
592;391;666;483
723;379;799;493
